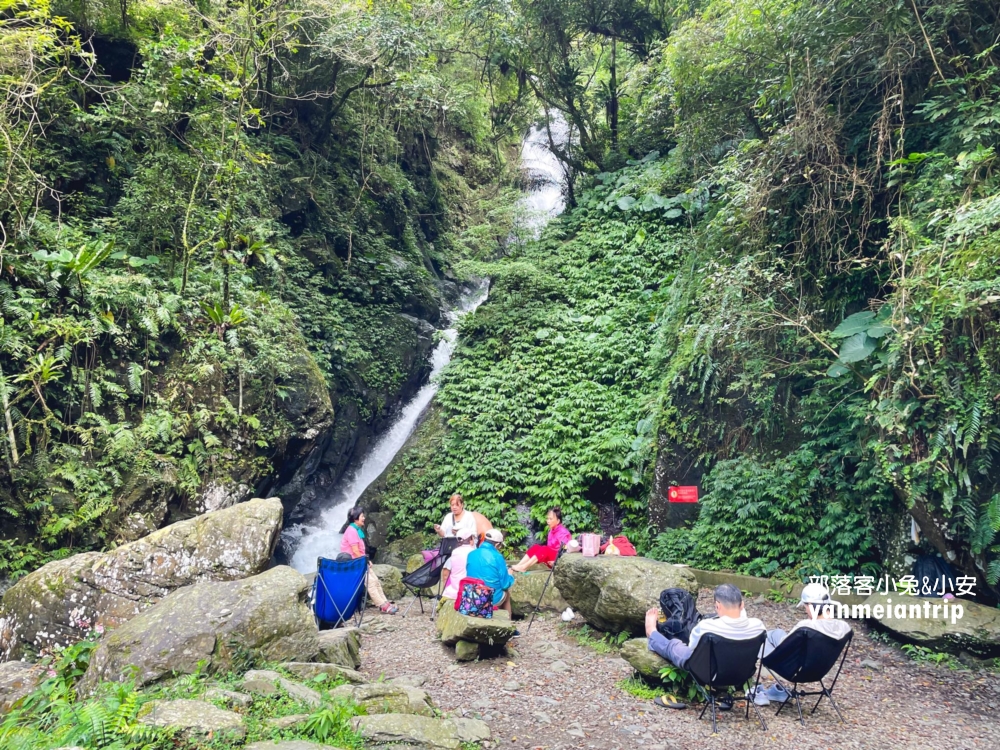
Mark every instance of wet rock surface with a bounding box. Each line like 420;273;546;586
0;498;283;660
81;566;318;688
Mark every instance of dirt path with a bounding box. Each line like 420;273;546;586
358;589;1000;750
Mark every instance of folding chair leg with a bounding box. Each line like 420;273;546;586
748;697;768;731
792;685;805;726
812;679;846;723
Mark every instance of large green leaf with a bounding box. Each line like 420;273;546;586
837;333;877;363
830;311;875;338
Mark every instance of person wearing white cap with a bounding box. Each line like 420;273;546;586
465;528;516;618
440;527;478;602
751;582;853;706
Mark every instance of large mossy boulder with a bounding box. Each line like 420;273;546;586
435;606;515;648
620;638;669;681
80;566;318;689
554;555;698;635
137;699;245;740
864;593;1000;655
329;683;435;716
0;661;44;714
350;714;490;749
0;498;283;660
509;569;567;617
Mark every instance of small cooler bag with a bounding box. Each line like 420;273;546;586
581;533;601;557
455;577;494;618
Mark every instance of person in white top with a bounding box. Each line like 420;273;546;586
440;528;477;600
750;582;853;706
645;584;765;669
434;493;478;540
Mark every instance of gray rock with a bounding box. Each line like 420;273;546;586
0;498;283;659
620;638;669;680
435;607;516;648
863;593;1000;655
509;570;568;617
243;679;279;697
245;670;322;706
550;659;570;673
203;687;252;708
281;661;366;684
0;660;44;714
80;566;318;689
376;532;436;568
137;699;245;739
455;640;480;662
453;717;491;743
317;627;361;669
554;555;698;635
371;564;405;601
350;713;489;749
266;713;312;730
860;659;883;672
245;742;344;750
329;683;434;716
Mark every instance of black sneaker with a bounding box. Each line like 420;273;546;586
715;694;733;711
511;629;522;638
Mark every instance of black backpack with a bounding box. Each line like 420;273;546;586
656;587;703;643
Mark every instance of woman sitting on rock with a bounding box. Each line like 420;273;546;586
511;507;572;572
340;506;398;614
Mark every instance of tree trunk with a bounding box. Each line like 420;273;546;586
0;363;18;467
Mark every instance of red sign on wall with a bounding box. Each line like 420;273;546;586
668;486;699;503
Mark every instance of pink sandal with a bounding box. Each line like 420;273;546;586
380;602;399;614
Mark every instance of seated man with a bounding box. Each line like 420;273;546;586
752;582;853;705
644;583;765;670
465;529;515;618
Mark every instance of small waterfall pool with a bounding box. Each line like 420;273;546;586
284;116;567;574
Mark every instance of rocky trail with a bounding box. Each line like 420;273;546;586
358;589;1000;750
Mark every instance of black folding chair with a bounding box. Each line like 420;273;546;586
685;631;768;734
762;628;852;725
401;537;460;620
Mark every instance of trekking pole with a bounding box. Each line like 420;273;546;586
525;549;563;634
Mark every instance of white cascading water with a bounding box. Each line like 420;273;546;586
286;116;567;574
285;284;488;573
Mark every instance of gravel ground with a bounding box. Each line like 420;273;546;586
357;588;1000;750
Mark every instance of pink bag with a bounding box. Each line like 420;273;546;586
581;533;601;557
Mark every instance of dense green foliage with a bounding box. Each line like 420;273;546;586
380;157;690;541
0;0;522;571
5;0;1000;594
375;0;1000;593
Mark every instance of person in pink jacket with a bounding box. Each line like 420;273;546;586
340;507;398;614
511;507;572;572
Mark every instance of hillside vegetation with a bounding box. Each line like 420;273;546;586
371;0;1000;597
0;0;522;574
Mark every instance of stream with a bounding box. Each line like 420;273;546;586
284;116;568;574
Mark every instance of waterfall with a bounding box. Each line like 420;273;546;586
284;114;568;574
284;284;488;573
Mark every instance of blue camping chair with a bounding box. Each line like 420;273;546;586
312;556;368;628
